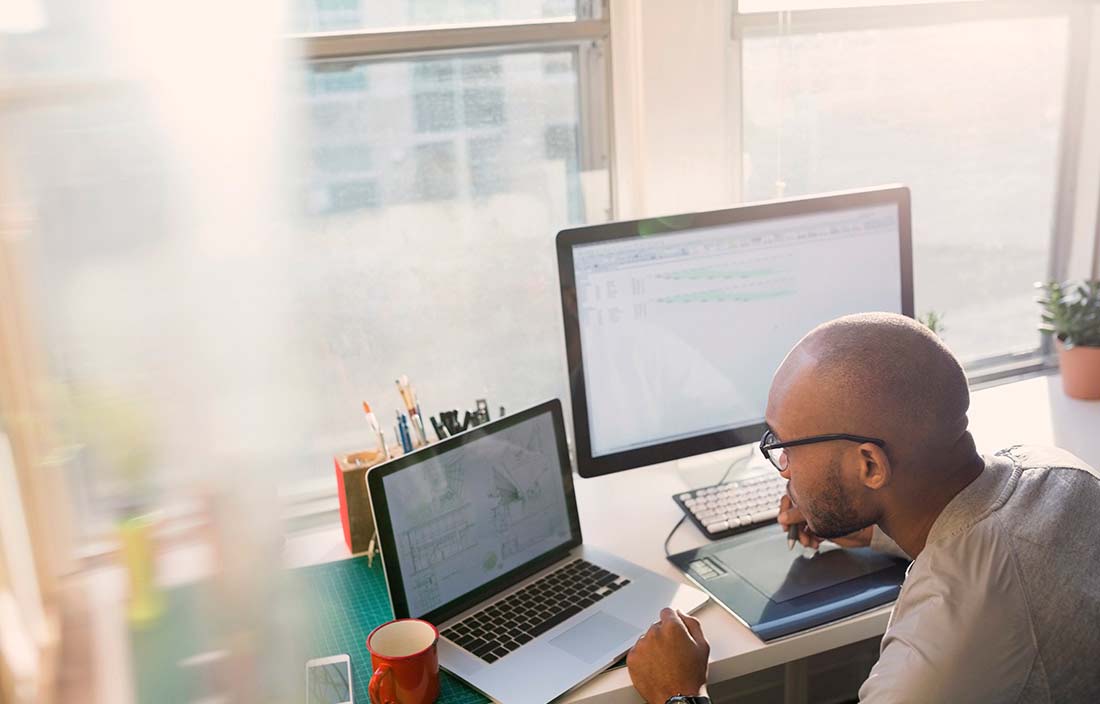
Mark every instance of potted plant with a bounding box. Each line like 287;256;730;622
1037;280;1100;400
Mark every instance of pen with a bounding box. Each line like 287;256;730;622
401;415;414;453
378;428;390;460
396;376;416;414
396;412;411;453
366;535;377;567
787;524;799;551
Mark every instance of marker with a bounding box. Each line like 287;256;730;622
410;413;428;446
430;416;449;441
788;524;799;551
413;403;430;445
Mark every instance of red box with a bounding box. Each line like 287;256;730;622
334;450;383;555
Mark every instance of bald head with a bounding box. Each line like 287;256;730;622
769;312;970;472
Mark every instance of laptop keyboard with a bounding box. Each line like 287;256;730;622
440;558;630;664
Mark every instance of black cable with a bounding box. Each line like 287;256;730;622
713;454;743;487
663;455;746;558
663;514;688;558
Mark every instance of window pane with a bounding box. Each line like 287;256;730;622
742;15;1067;363
296;49;607;482
740;0;980;12
291;0;579;33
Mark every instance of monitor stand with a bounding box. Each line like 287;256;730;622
675;444;773;491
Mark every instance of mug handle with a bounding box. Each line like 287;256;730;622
368;663;396;704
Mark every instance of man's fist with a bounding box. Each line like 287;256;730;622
626;608;709;703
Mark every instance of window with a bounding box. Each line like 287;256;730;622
281;6;612;488
0;1;610;541
462;86;506;127
545;123;583;223
292;32;608;487
413;141;458;199
736;2;1079;366
740;0;979;11
468;134;509;197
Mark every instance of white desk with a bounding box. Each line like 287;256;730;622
76;373;1100;704
557;372;1100;703
284;372;1100;704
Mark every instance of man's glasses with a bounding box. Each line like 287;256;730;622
759;428;886;471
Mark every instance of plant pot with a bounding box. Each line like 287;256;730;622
1057;340;1100;400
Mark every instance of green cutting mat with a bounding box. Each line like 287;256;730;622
131;557;627;702
297;556;489;704
129;557;487;703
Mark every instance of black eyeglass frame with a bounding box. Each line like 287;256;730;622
759;429;886;471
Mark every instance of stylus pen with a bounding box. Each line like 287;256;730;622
787;524;800;550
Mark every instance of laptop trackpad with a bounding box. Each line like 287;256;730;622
550;611;638;663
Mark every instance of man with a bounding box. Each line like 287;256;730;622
626;313;1100;703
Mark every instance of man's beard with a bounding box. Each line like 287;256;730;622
802;457;871;539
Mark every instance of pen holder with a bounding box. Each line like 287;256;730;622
334;449;389;555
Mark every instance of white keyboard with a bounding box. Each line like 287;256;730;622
672;472;788;540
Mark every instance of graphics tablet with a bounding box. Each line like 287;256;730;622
668;528;908;641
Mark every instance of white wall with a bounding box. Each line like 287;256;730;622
1070;5;1100;280
611;0;740;219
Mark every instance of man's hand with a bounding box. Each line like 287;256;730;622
778;494;873;550
626;608;709;703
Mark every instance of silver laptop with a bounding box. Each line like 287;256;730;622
367;399;708;704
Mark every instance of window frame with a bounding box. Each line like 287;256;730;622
729;0;1100;381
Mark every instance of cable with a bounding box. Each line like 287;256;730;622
663;455;745;558
713;453;744;488
663;514;687;558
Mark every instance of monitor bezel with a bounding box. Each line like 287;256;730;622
556;185;914;478
367;398;583;624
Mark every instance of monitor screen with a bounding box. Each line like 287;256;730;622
380;407;574;619
558;188;912;475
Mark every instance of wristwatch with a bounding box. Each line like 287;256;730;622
665;695;710;704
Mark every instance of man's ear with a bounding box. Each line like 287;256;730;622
858;443;891;490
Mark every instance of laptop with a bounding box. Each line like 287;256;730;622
367;399;708;704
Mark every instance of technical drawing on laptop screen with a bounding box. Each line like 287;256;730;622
572;203;903;458
382;410;572;618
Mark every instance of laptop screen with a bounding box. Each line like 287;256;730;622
380;406;575;619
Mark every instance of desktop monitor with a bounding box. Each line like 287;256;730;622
556;185;913;478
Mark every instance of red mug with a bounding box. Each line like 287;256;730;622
366;619;440;704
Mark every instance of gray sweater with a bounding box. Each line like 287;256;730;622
859;445;1100;703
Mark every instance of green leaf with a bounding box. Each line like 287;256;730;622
1037;279;1100;347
